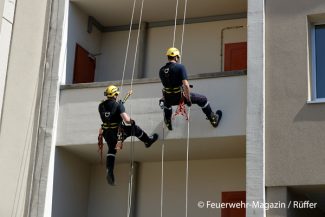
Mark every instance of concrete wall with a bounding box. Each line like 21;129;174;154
246;0;265;216
95;19;247;81
66;3;102;84
86;158;245;217
57;76;247;146
87;163;131;217
95;29;138;81
0;0;16;122
0;0;5;29
52;148;91;217
0;0;48;216
266;187;288;217
265;0;325;186
145;19;247;78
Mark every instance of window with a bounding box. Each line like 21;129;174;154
311;24;325;101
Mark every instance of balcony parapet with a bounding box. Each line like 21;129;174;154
57;71;247;146
61;70;247;90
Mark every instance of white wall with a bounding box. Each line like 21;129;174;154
95;29;138;82
0;0;47;215
87;158;245;217
66;3;102;84
52;148;91;217
146;19;247;78
0;0;5;29
87;163;131;217
0;0;16;123
94;19;247;81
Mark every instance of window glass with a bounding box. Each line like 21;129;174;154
315;25;325;98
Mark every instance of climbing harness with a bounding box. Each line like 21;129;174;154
161;86;189;120
115;126;125;150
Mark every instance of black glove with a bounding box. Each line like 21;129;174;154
130;119;135;126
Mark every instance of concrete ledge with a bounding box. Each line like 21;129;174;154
60;70;247;90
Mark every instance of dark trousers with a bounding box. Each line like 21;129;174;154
102;124;150;172
164;92;213;121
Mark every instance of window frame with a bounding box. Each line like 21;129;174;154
308;23;325;103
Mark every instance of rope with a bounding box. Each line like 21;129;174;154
180;1;190;216
126;134;135;217
160;1;190;217
180;0;188;64
126;0;145;217
130;0;145;92
172;0;179;47
160;120;165;217
172;98;188;120
185;108;190;217
120;0;137;94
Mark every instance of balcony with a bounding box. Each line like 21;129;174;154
57;71;246;163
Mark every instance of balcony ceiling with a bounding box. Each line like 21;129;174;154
60;136;246;164
70;0;247;26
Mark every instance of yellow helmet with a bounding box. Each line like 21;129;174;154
166;47;180;57
104;85;120;97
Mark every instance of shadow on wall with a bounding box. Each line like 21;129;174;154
294;104;325;122
288;187;325;217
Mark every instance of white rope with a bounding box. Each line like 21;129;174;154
172;0;179;47
160;121;165;217
124;1;137;216
179;0;188;64
130;0;145;92
126;0;145;217
126;135;135;217
120;0;137;94
159;1;189;217
185;108;190;217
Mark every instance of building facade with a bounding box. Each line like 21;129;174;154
0;0;324;217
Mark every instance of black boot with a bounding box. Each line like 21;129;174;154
164;107;173;131
106;155;115;186
145;133;159;148
207;110;222;128
106;169;115;186
138;131;159;148
164;117;173;131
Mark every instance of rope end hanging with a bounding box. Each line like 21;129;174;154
172;98;189;120
97;128;104;165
